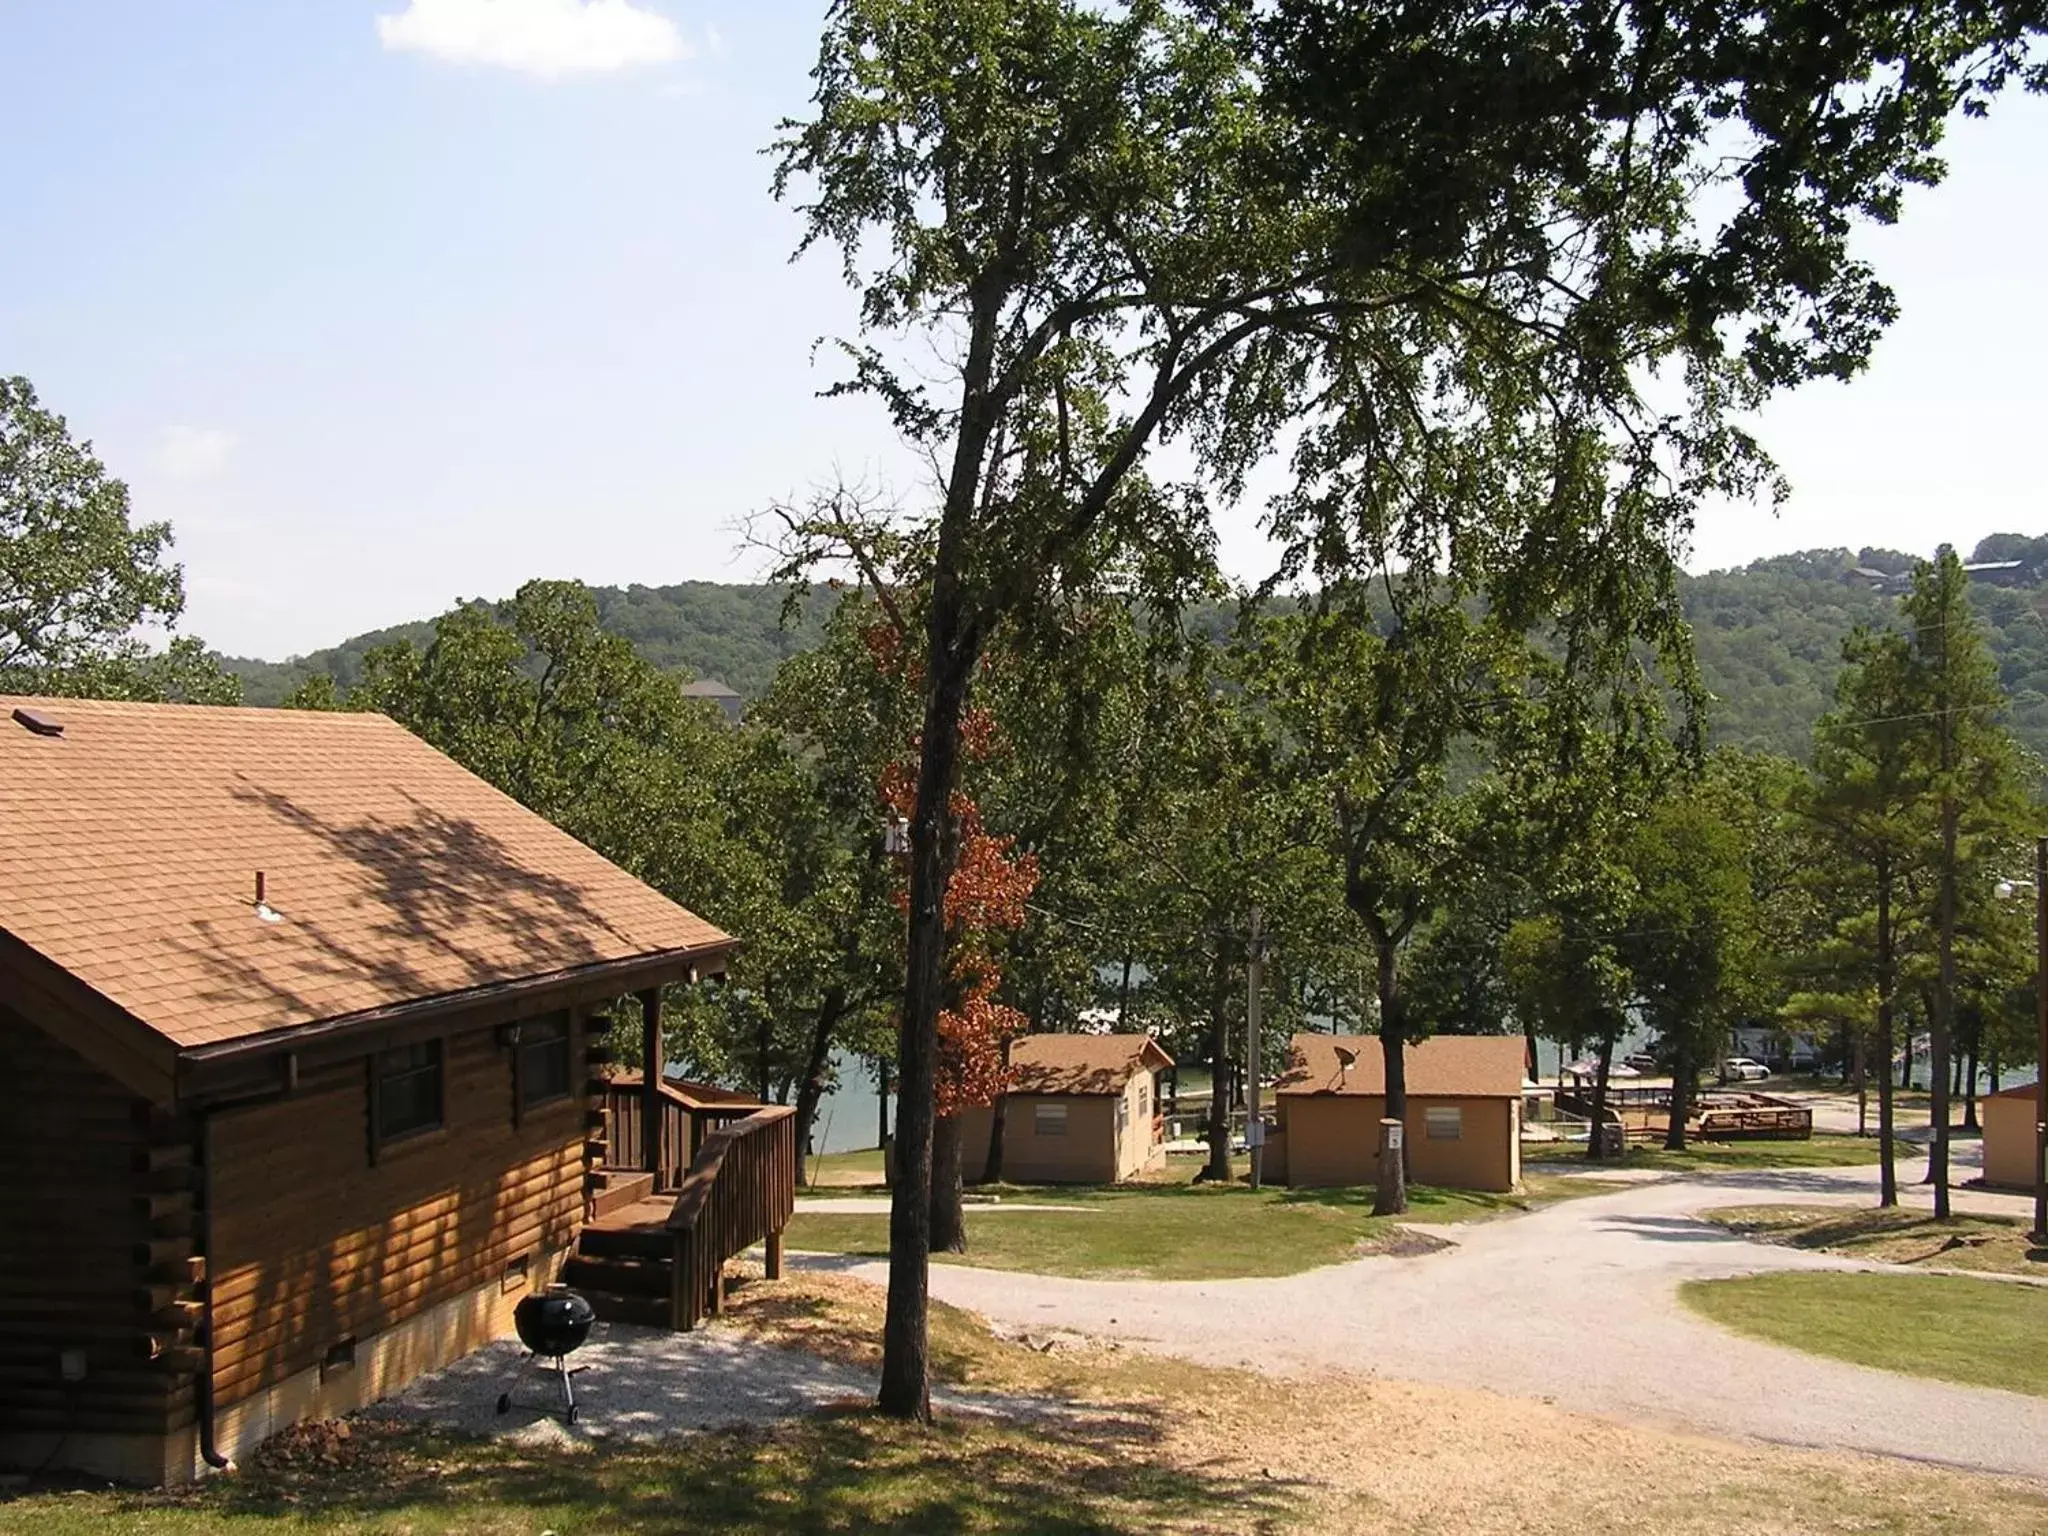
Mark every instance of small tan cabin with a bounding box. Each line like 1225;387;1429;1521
1270;1034;1525;1192
1981;1084;2042;1191
959;1034;1173;1184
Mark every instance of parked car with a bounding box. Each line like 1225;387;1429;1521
1720;1056;1771;1083
1622;1052;1659;1074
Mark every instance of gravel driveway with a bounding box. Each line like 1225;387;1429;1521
810;1147;2048;1479
380;1319;1065;1449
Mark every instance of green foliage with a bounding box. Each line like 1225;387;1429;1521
227;583;836;706
0;375;239;703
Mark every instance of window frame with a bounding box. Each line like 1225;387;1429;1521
1033;1101;1069;1138
370;1039;444;1156
513;1014;574;1121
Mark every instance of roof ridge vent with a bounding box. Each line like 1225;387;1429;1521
12;707;63;738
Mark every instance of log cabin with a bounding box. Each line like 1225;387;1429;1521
0;696;790;1484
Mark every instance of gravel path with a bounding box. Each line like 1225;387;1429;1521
380;1319;1061;1450
808;1148;2048;1480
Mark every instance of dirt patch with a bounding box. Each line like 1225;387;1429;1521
1352;1226;1453;1258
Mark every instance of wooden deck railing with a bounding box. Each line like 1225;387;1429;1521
599;1074;761;1192
666;1105;798;1331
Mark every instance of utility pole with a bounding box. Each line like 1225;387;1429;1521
2034;835;2047;1244
1247;908;1266;1190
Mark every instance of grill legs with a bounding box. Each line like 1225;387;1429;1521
494;1350;585;1425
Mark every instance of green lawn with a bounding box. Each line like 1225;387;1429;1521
1680;1271;2048;1397
1700;1203;2048;1279
804;1146;886;1188
1524;1133;1904;1173
787;1170;1596;1280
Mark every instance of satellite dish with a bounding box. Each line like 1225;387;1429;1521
1334;1046;1358;1072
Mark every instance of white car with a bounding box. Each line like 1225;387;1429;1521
1721;1057;1771;1083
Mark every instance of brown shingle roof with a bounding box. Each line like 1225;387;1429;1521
1276;1034;1526;1099
0;697;732;1051
1008;1033;1174;1096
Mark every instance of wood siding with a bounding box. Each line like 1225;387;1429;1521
207;1014;588;1410
0;1005;191;1439
1277;1094;1518;1192
960;1095;1123;1184
1983;1090;2040;1191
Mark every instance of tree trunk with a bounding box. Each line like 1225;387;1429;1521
1663;1027;1693;1151
1200;947;1233;1183
1877;864;1898;1206
982;1035;1013;1186
1116;950;1135;1029
878;629;979;1422
1928;795;1956;1219
1523;1024;1541;1094
1373;933;1408;1214
792;988;848;1183
929;1114;966;1254
1586;1031;1617;1162
1963;1038;1980;1132
1854;1028;1868;1138
877;1057;889;1147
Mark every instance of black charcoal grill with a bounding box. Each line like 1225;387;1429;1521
495;1288;596;1424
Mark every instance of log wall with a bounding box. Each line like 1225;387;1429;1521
207;1011;588;1410
0;1005;193;1441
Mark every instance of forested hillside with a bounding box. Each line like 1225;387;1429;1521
227;581;835;704
225;539;2048;758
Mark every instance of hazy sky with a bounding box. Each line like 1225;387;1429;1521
3;2;2044;661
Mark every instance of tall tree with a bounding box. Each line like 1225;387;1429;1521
0;375;237;702
1899;552;2030;1215
1619;771;1769;1149
775;0;2048;1418
1804;626;1930;1205
1244;601;1504;1212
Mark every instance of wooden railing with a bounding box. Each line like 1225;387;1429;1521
1553;1085;1813;1143
666;1105;798;1331
598;1074;760;1192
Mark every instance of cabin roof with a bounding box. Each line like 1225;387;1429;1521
1276;1033;1526;1099
679;678;740;699
1008;1033;1174;1095
0;696;731;1052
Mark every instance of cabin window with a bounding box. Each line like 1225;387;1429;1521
1138;1081;1150;1116
376;1040;443;1144
517;1016;573;1111
1425;1106;1463;1141
1116;1097;1130;1134
1034;1102;1068;1137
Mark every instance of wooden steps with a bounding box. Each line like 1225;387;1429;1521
588;1170;657;1222
571;1194;681;1325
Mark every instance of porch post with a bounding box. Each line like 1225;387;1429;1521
640;987;663;1179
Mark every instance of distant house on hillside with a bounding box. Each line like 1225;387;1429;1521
959;1034;1174;1184
1269;1034;1525;1192
680;677;743;724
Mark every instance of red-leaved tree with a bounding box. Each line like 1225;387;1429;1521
873;627;1037;1251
